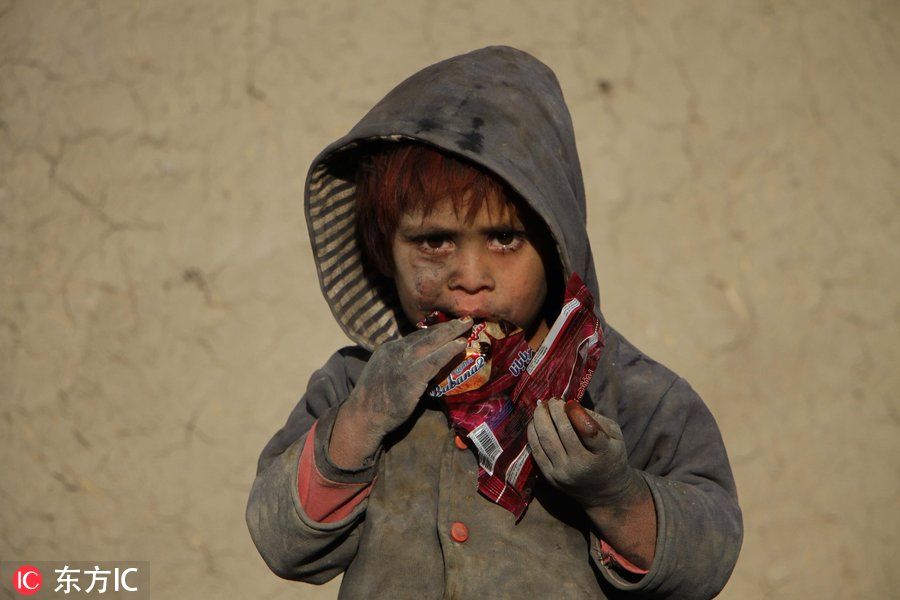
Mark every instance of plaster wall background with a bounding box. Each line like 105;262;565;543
1;1;898;598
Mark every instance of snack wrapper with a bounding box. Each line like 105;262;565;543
416;272;604;519
424;315;522;398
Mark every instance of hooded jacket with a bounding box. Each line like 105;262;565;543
246;46;742;599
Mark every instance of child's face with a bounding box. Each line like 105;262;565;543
390;193;552;349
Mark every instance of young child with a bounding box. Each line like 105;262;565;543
246;46;742;599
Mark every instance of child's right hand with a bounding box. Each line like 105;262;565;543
354;316;473;433
328;316;473;468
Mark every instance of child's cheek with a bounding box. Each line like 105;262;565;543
411;264;446;307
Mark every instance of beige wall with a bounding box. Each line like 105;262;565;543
2;1;897;598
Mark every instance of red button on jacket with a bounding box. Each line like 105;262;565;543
450;522;469;543
454;435;467;450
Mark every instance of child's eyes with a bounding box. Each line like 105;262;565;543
416;235;453;253
410;231;526;255
488;231;525;252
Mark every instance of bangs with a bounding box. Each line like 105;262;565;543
355;142;518;274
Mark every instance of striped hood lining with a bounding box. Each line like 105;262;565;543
305;138;408;351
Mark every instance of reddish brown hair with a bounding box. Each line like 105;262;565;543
354;142;518;275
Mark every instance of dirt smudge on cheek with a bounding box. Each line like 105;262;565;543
413;266;445;310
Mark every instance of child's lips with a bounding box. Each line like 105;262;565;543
423;306;508;322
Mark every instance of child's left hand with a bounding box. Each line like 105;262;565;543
526;398;643;509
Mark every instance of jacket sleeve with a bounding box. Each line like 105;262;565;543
592;376;744;599
245;349;378;583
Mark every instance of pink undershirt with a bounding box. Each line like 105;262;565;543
297;420;648;576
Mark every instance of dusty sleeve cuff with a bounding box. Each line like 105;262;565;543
593;469;741;598
591;470;666;592
246;424;366;582
297;420;375;523
597;539;650;576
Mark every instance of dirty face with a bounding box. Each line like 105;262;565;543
390;193;554;350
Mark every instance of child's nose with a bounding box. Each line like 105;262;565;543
447;247;494;294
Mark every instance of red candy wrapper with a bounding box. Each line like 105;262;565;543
416;273;604;519
427;319;522;398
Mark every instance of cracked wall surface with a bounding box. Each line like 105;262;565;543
1;1;898;598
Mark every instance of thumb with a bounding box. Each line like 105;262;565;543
582;407;624;442
565;401;626;449
565;401;609;449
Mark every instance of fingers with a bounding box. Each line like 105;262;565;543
413;335;467;376
407;317;473;355
530;399;566;466
534;400;622;457
527;419;554;479
546;398;586;456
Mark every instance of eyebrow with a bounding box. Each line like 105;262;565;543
397;220;525;238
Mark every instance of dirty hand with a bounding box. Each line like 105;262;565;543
345;316;473;437
527;397;642;508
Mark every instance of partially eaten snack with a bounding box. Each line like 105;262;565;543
416;311;520;397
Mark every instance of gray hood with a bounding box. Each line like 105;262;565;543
304;45;605;351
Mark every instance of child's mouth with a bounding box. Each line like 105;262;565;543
421;308;521;331
451;309;494;320
422;306;499;322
